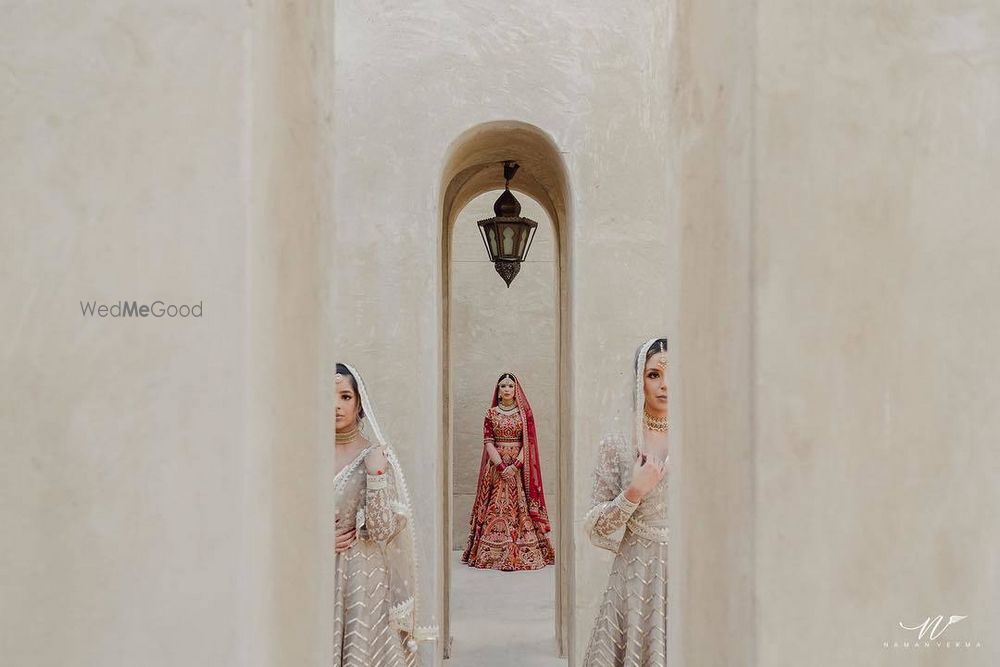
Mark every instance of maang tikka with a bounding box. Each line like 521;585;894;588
657;341;668;371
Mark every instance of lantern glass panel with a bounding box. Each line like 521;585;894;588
501;225;515;256
510;226;521;259
487;227;498;255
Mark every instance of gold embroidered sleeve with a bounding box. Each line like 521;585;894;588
483;409;495;447
583;436;638;551
363;465;406;543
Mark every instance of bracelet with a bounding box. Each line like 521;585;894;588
514;459;524;469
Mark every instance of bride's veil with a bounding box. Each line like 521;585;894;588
632;338;666;454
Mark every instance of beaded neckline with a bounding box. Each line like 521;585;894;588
334;444;373;493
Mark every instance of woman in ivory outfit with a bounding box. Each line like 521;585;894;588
582;338;670;666
333;363;436;666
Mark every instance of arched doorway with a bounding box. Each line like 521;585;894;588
439;121;573;660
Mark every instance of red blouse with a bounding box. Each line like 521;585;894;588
485;406;523;445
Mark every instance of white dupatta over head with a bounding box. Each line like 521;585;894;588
339;363;438;649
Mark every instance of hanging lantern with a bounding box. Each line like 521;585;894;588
476;161;539;287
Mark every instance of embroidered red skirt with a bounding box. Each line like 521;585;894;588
462;444;555;571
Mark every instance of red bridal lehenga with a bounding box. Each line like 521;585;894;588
461;375;555;571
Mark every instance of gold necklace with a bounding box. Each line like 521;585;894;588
497;400;517;412
336;423;360;444
644;411;669;432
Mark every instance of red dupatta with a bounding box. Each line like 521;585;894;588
468;374;551;534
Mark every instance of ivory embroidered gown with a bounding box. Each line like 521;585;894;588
582;433;669;666
333;446;418;667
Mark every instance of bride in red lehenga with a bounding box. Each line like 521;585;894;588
462;372;555;571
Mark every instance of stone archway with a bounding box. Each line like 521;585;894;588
439;121;573;658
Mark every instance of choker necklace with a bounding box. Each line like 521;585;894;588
498;401;517;412
644;411;669;432
336;423;360;444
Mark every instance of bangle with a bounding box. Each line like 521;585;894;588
514;460;524;469
496;462;505;471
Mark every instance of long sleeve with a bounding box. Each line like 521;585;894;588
483;410;495;447
361;463;407;543
583;435;639;551
483;408;502;469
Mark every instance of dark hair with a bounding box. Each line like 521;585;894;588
645;338;669;361
335;363;364;419
494;372;517;401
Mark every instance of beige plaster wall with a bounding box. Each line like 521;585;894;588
449;192;558;550
247;1;337;665
0;4;250;664
330;2;677;662
754;2;1000;665
7;2;996;667
670;0;758;664
1;2;335;666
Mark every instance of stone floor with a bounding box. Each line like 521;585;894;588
445;551;567;666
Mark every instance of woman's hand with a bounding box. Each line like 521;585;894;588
364;445;388;475
485;441;502;467
625;451;666;503
501;464;518;481
335;526;357;553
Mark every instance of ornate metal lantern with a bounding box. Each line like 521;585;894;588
477;161;539;287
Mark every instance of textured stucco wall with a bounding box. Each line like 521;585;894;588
754;2;1000;665
450;192;557;550
0;2;335;666
0;3;251;665
6;1;997;666
331;2;675;662
670;0;757;664
248;1;337;665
